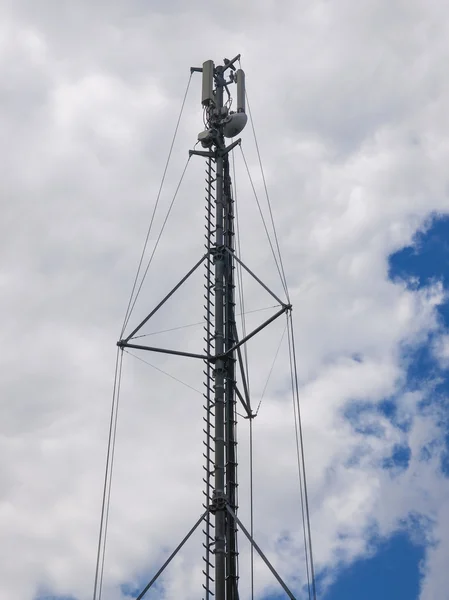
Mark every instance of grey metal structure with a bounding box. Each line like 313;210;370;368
118;55;295;600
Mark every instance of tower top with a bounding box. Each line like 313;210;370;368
193;56;248;150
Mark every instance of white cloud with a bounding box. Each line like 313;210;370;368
1;1;449;599
433;334;449;368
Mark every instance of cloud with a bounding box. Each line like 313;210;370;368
1;1;449;599
433;334;449;369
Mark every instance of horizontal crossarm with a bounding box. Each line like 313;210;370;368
118;341;209;361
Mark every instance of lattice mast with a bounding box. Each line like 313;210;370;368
191;56;248;600
118;55;297;600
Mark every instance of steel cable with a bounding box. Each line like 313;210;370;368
122;155;192;335
254;322;287;417
232;144;254;599
239;146;289;302
120;74;193;338
93;348;124;600
124;349;202;396
238;57;290;302
287;312;317;600
245;92;290;302
131;304;279;340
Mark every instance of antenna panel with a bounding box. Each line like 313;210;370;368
236;69;245;113
202;60;215;106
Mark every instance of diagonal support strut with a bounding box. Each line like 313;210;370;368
234;384;252;419
226;506;297;600
135;510;209;600
225;248;288;308
220;306;289;358
123;253;208;343
234;324;251;413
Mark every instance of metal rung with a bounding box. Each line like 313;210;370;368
204;521;215;532
202;557;214;569
202;397;215;408
202;584;215;595
202;589;215;598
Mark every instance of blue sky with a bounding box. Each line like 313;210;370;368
255;217;449;600
248;217;449;600
309;215;449;600
322;532;424;600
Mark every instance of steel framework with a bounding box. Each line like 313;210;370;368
118;55;295;600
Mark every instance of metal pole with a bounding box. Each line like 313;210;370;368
224;146;239;598
194;55;247;600
213;66;227;600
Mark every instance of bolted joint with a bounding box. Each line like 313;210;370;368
210;491;227;513
214;358;226;375
210;245;225;263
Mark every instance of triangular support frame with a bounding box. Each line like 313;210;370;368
117;251;290;364
132;505;298;600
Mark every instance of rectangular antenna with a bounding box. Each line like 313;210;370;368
236;69;245;113
202;60;215;106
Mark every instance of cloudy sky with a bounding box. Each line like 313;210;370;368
2;1;449;599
